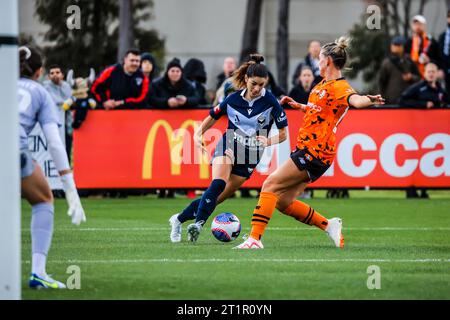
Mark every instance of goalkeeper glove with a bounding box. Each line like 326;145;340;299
60;172;86;226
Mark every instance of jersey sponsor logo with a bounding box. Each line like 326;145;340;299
233;131;263;148
234;114;240;124
307;102;322;112
247;108;253;115
213;105;221;114
135;77;143;86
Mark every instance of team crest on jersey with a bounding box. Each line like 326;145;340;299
319;89;326;99
135;77;143;86
257;115;266;125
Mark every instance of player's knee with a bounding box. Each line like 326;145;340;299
262;176;281;194
39;187;54;204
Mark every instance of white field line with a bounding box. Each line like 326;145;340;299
21;227;450;232
22;258;450;264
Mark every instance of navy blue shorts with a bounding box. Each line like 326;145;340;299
213;135;264;179
290;148;330;182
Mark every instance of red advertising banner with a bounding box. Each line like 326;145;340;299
73;109;450;188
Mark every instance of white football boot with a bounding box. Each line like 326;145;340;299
186;221;203;243
233;236;264;249
325;218;344;248
169;214;182;243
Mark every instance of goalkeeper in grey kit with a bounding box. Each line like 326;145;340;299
18;46;86;289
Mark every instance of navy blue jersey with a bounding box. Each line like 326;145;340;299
209;88;288;149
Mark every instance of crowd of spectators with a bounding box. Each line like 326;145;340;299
41;12;450;199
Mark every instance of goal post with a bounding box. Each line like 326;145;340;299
0;0;21;300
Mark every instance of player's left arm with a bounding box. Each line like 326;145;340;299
349;94;385;108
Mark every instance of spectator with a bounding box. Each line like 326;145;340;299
291;40;322;86
215;56;237;90
91;48;149;109
378;36;421;104
438;9;450;90
287;66;314;105
400;61;447;199
399;62;448;108
405;15;443;79
141;52;158;80
148;58;200;108
184;58;208;105
43;65;72;160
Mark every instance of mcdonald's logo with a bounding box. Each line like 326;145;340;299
142;119;210;179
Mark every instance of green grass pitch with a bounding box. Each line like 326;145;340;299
21;190;450;300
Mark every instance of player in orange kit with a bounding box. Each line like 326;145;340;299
234;37;385;249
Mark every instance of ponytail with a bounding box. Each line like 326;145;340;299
321;37;350;70
232;54;268;89
19;46;42;78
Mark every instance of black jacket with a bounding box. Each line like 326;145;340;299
287;85;311;105
399;80;448;108
148;75;200;108
405;35;443;69
184;58;208;105
91;63;149;109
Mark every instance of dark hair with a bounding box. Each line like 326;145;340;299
19;46;42;78
321;37;350;70
48;64;62;72
232;54;268;89
124;48;141;58
300;65;313;75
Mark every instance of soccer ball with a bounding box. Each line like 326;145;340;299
211;212;241;242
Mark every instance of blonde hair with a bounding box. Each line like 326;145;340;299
231;54;268;89
321;36;350;69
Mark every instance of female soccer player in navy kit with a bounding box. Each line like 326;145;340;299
18;46;86;288
169;54;288;243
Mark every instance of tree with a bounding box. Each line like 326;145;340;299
34;0;165;76
240;0;263;63
276;0;290;92
118;0;134;61
347;0;432;91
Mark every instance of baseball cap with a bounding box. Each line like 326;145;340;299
412;15;427;24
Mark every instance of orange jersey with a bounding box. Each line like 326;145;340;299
296;78;356;165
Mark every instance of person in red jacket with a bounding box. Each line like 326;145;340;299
91;49;149;109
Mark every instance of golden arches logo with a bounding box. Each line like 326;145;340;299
142;119;209;179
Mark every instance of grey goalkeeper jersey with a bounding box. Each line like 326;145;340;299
18;77;59;149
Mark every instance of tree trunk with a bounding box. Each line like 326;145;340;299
240;0;263;64
403;0;412;38
118;0;134;62
276;0;289;92
419;0;427;15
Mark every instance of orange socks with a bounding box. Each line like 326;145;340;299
249;192;278;240
282;200;328;230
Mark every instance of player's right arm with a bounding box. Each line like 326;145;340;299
194;115;217;153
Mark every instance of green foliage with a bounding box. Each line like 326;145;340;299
347;15;390;92
32;0;165;76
